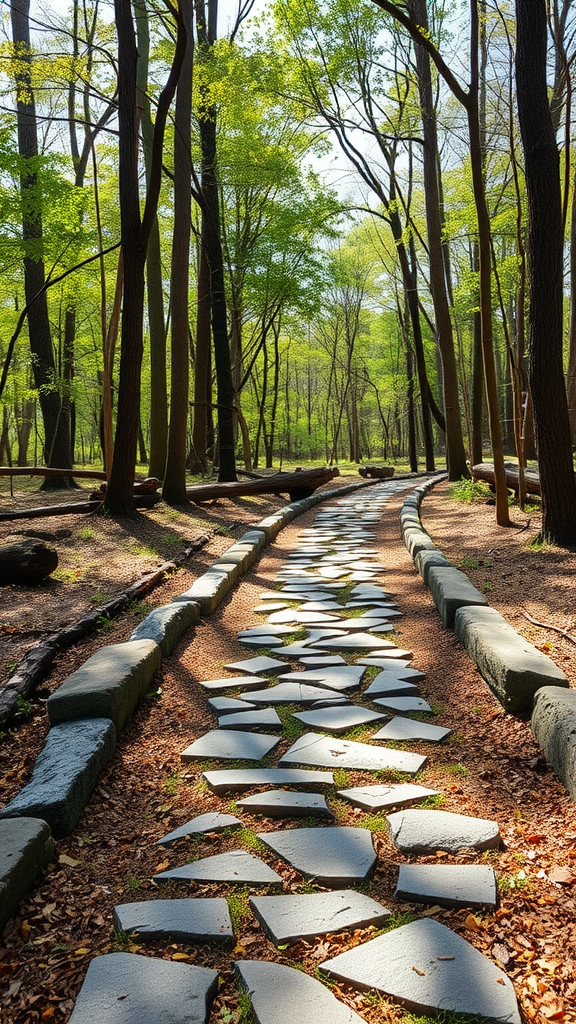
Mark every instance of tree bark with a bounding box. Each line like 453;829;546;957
516;0;576;545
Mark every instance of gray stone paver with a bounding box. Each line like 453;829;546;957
198;676;270;692
225;656;288;675
258;826;376;885
387;808;501;853
207;696;256;713
372;695;432;713
373;717;451;743
280;732;427;774
180;729;279;762
236;790;332;817
203;768;335;793
320;918;520;1023
235;960;365;1024
158;812;242;845
243;683;350;704
249;890;390;945
217;709;282;731
113;898;234;942
337;782;439;811
292;705;385;732
67;953;218;1024
155;850;282;884
395;863;497;908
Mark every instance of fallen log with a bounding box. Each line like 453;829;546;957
0;540;58;584
0;466;105;480
472;462;541;496
0;530;213;727
358;465;395;480
0;492;161;522
185;466;340;504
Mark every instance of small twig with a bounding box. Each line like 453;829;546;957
522;610;576;646
515;518;531;534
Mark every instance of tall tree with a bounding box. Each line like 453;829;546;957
516;0;576;545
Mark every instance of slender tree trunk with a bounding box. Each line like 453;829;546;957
516;0;576;545
408;0;468;480
189;239;211;472
11;0;72;476
567;164;576;442
163;0;193;504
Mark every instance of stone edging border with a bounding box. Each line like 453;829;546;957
400;476;576;805
0;473;415;930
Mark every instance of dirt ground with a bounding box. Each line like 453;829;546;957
1;476;576;1024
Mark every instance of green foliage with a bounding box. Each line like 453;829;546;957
448;479;492;503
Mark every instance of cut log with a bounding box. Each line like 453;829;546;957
358;465;395;480
0;492;161;522
0;466;106;480
185;466;340;504
0;540;58;584
472;463;541;496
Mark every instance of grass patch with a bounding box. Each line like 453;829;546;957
129;542;160;558
448;479;492;503
356;812;389;832
79;527;95;542
228;888;251;931
238;828;266;852
442;762;467;775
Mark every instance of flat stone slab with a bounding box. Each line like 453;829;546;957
180;730;279;762
0;719;116;838
0;817;54;929
249;890;390;946
268;610;340;625
338;783;439;811
113;898;233;942
158;812;242;845
203;768;334;793
239;635;286;648
208;696;256;713
454;605;568;713
272;644;324;658
293;706;385;732
298;655;346;666
67;952;218;1024
258;826;376;885
315;633;396;650
532;686;576;802
364;670;425;697
238;625;297;637
427;565;489;628
387;809;501;853
278;666;366;691
225;656;288;676
245;683;349;705
321;918;520;1022
373;696;432;713
217;708;281;730
254;603;291;613
373;718;451;743
199;676;268;692
358;650;413;662
236;790;332;817
155;850;282;884
235;960;365;1024
367;680;419;699
280;733;427;774
48;640;161;732
395;864;497;908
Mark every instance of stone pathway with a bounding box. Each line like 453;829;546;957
69;481;519;1023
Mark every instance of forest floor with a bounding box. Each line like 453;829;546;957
1;474;576;1023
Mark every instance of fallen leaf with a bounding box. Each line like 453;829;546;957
155;860;170;873
41;1008;55;1019
74;947;90;956
411;966;425;976
464;913;482;932
20;920;31;941
171;953;191;961
492;943;511;966
59;855;81;868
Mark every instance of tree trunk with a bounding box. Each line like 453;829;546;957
11;0;73;476
408;0;468;480
516;0;576;545
163;0;193;504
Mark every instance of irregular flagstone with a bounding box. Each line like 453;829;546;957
249;890;390;946
387;809;501;853
366;679;419;699
254;603;291;613
357;652;413;664
363;669;425;696
237;625;296;637
299;655;346;666
301;629;347;643
320;918;520;1024
235;959;365;1024
225;657;288;676
277;665;366;689
373;696;432;713
113;898;233;942
217;709;282;731
337;782;439;811
268;610;341;625
155;850;282;884
180;730;279;762
395;863;497;909
207;696;257;713
345;600;396;609
316;618;392;632
280;733;427;774
239;635;286;648
245;683;350;704
236;790;332;817
158;812;242;845
199;676;270;693
258;826;376;885
315;633;397;650
298;601;343;611
373;718;451;743
272;644;324;658
203;768;334;794
67;952;218;1024
293;705;385;733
